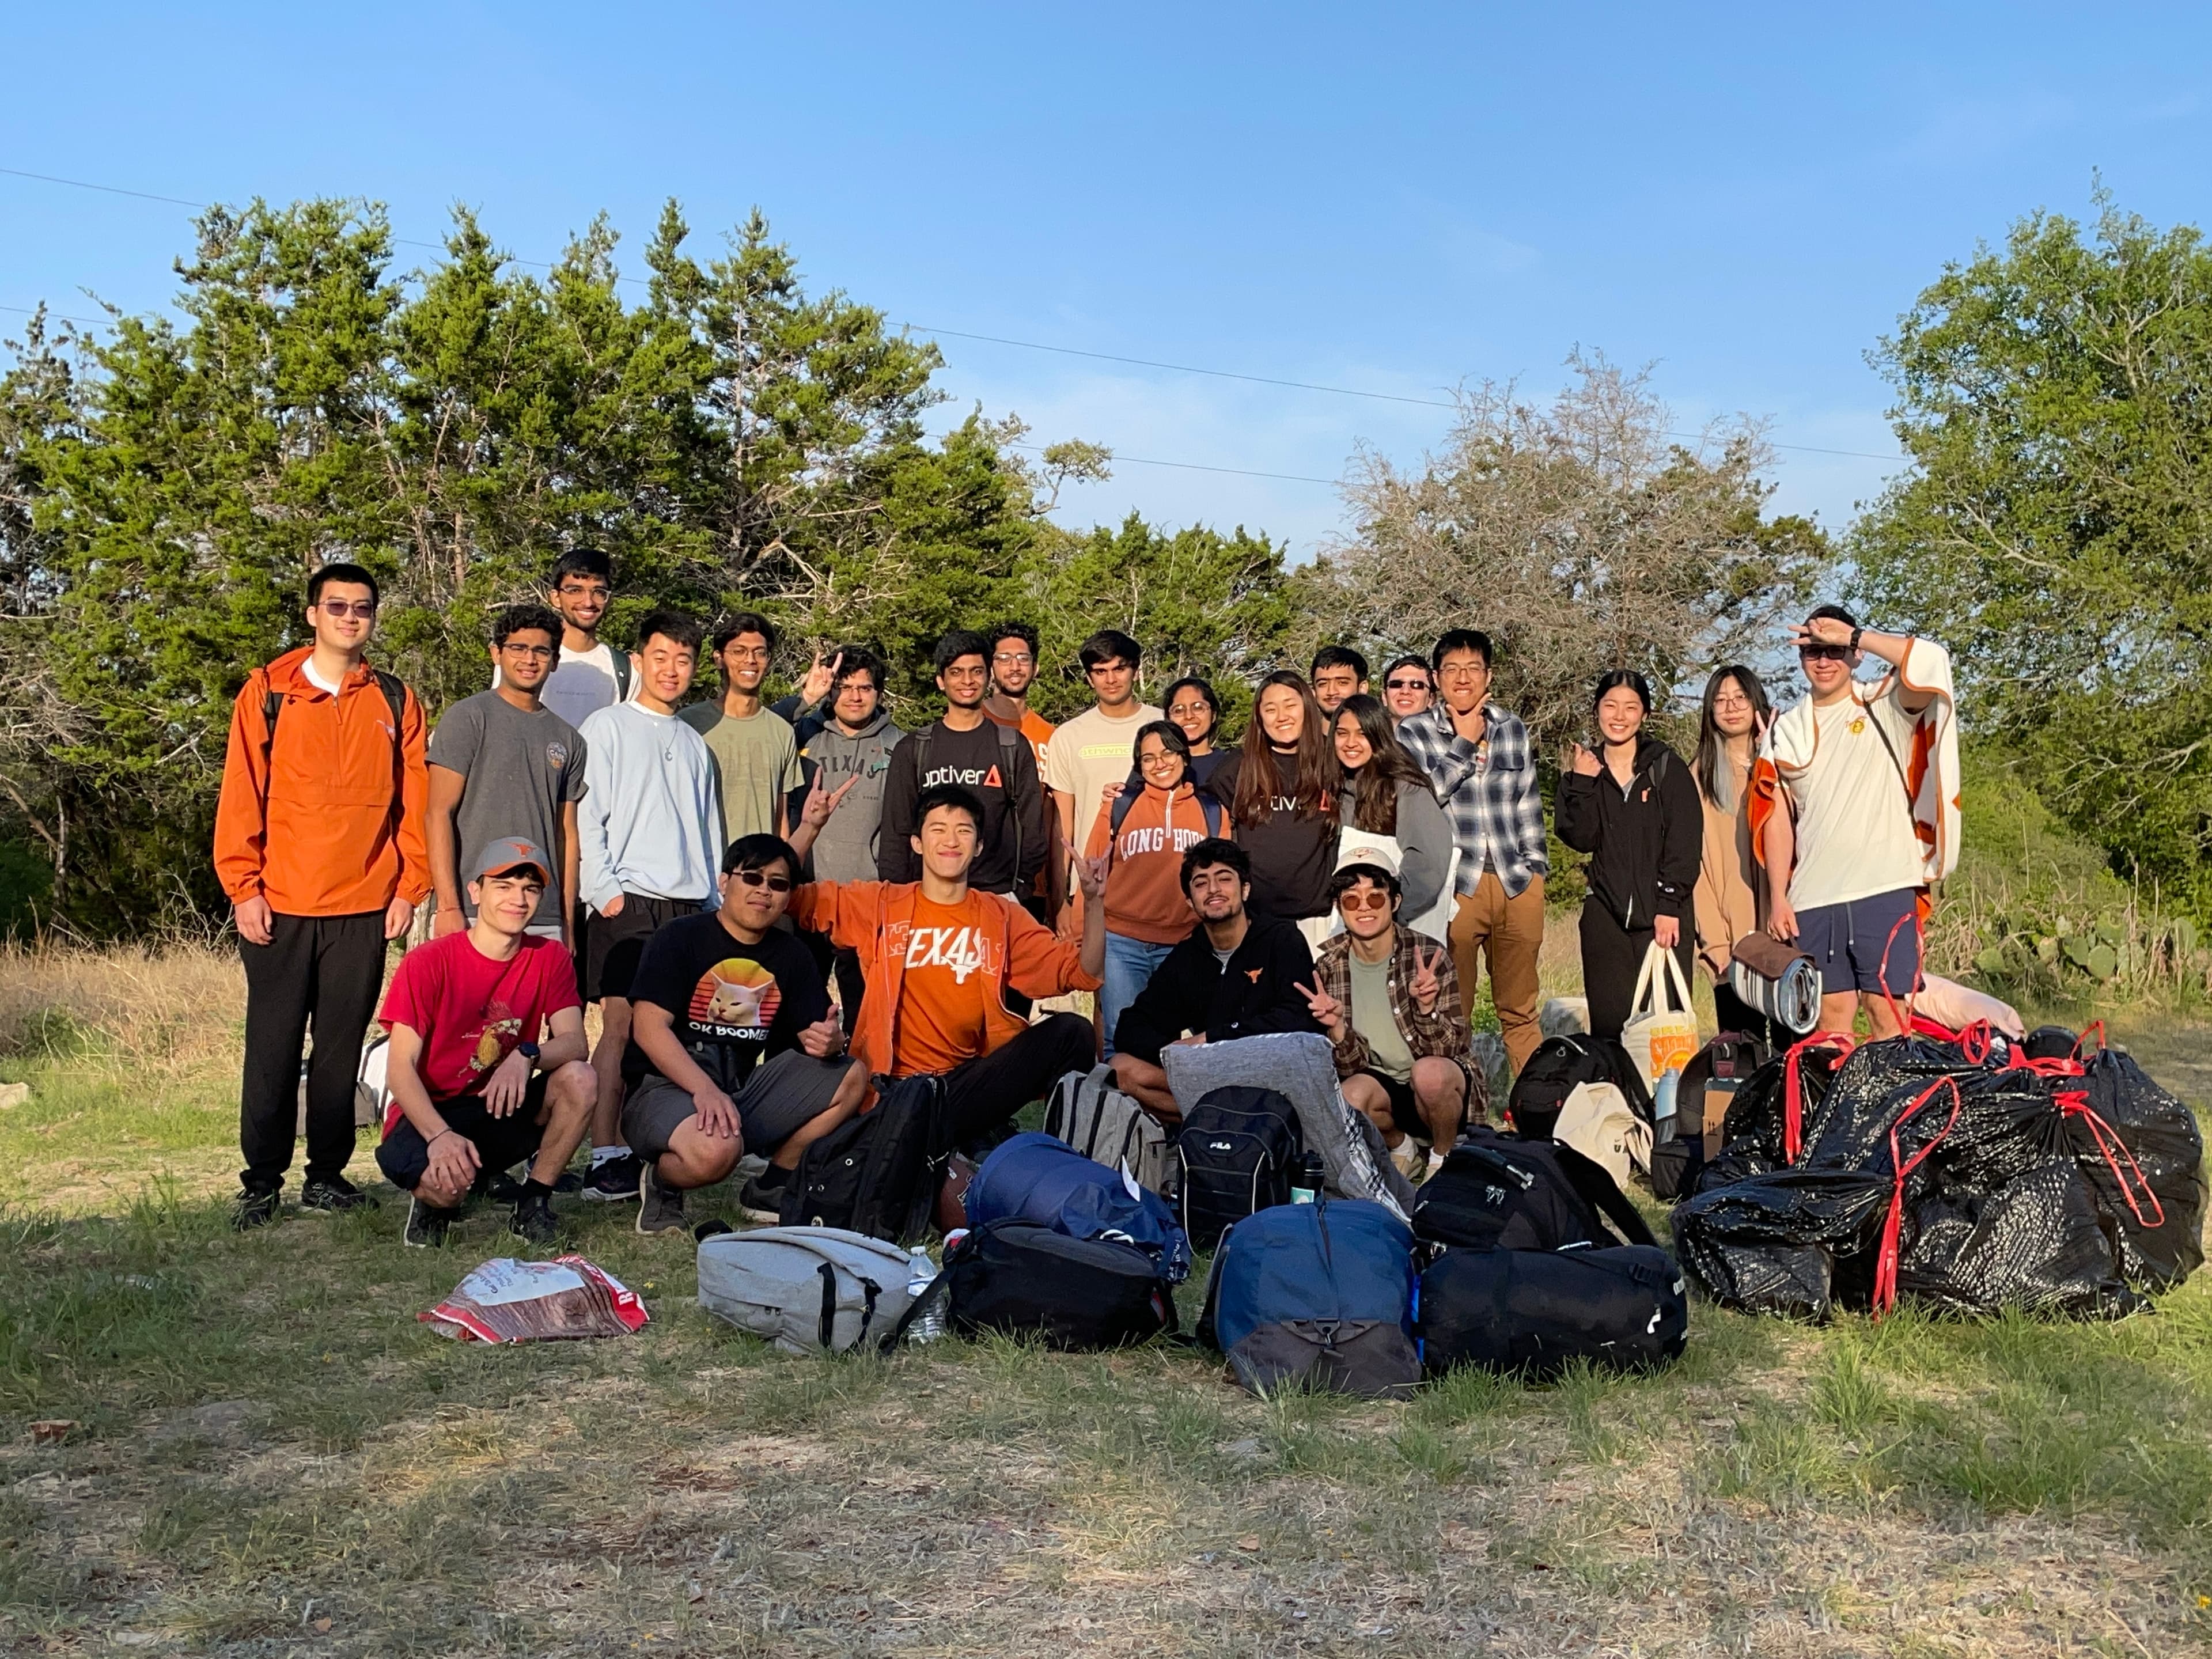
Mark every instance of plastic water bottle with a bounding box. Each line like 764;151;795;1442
905;1247;946;1344
1653;1067;1680;1125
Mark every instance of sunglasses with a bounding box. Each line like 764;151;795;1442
319;600;376;619
1385;677;1427;691
1798;643;1850;662
1336;888;1393;912
733;869;794;893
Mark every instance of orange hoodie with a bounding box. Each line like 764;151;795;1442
1082;781;1228;945
789;880;1101;1080
213;647;431;916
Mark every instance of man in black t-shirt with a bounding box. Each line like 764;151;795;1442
621;834;868;1232
875;630;1047;897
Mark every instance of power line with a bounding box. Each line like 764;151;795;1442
1006;440;1334;486
1;160;1910;464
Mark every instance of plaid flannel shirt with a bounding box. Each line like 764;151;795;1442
1313;927;1477;1094
1395;702;1548;899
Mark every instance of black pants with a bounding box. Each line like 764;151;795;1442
1579;899;1696;1041
1711;979;1785;1051
941;1012;1094;1149
800;930;869;1041
239;910;386;1190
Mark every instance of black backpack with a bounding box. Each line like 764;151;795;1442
935;1218;1177;1350
1417;1243;1689;1380
1506;1033;1651;1139
780;1075;949;1245
1175;1085;1304;1253
1412;1126;1656;1255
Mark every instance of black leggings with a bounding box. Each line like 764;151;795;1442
1579;899;1696;1041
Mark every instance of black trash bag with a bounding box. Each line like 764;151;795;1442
2071;1047;2207;1291
1671;1167;1892;1320
1895;1160;2140;1318
1794;1033;1998;1173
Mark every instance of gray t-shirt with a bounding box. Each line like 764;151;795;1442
680;702;802;852
427;691;589;929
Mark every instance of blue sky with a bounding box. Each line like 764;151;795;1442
5;3;2207;559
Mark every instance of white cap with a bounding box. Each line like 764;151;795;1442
1334;836;1402;877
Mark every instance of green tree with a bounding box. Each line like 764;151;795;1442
1853;196;2212;906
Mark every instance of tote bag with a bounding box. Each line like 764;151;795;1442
1622;943;1698;1090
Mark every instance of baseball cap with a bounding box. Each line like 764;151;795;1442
468;836;552;885
1334;837;1403;878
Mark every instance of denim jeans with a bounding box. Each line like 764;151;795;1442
1100;932;1177;1057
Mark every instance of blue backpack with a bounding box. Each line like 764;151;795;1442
1198;1198;1420;1399
963;1131;1192;1284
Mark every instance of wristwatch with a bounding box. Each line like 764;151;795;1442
517;1040;541;1068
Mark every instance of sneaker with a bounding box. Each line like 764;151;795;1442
581;1153;643;1203
637;1160;687;1234
1389;1138;1429;1184
509;1194;560;1247
737;1169;790;1225
232;1184;281;1231
403;1194;459;1248
300;1174;379;1214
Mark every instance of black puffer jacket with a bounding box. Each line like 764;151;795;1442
1555;736;1703;930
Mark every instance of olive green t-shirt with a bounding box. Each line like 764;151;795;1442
679;703;802;853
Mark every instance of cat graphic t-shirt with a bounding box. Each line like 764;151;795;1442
620;912;830;1092
377;931;582;1104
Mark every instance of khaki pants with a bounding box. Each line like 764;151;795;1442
1449;872;1546;1073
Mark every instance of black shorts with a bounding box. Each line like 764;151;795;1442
1356;1062;1474;1141
583;893;699;1003
620;1048;854;1161
376;1074;551;1190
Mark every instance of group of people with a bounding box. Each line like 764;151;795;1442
213;548;1956;1244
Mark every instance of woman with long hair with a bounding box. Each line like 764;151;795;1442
1330;693;1453;927
1082;720;1228;1054
1555;669;1703;1039
1162;676;1228;788
1204;669;1339;939
1692;664;1778;1041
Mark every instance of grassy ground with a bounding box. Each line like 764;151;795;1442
2;945;2210;1656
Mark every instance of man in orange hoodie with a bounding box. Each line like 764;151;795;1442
214;562;430;1229
781;781;1107;1201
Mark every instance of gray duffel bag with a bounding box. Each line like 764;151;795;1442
697;1226;918;1355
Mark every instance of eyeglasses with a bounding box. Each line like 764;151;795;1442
1385;677;1427;692
1337;888;1393;912
733;869;793;893
1138;749;1181;770
1437;661;1487;680
1168;702;1211;719
1798;644;1850;662
724;645;771;662
499;643;556;660
992;651;1033;666
319;600;376;620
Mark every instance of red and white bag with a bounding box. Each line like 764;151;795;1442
422;1256;649;1343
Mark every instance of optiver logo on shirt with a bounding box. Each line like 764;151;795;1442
921;763;1003;790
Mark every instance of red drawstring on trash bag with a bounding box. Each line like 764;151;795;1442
2055;1087;2165;1230
1872;1075;1964;1319
1783;1032;1857;1164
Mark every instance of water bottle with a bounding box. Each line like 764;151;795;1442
1290;1152;1325;1204
1653;1067;1680;1127
905;1247;945;1344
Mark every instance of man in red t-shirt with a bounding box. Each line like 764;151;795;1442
375;838;597;1247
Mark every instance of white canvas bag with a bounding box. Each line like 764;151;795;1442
1623;943;1699;1090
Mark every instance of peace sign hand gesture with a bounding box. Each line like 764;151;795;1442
1408;942;1443;1016
797;649;844;710
1294;975;1346;1037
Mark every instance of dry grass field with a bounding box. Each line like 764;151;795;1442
1;941;2209;1656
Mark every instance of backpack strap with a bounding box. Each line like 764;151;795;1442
609;648;631;701
1548;1142;1659;1247
994;719;1025;885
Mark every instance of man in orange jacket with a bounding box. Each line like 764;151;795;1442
214;562;430;1229
779;781;1107;1209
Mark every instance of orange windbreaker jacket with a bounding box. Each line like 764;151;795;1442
213;647;431;916
789;880;1101;1080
